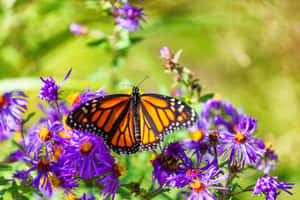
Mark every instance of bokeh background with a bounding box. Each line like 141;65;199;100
0;0;299;199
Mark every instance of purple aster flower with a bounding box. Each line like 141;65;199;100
219;115;264;167
179;167;228;200
39;68;72;103
0;90;27;121
183;119;218;167
166;158;218;188
151;148;180;186
47;158;79;195
63;130;106;179
256;142;278;175
201;99;242;132
26;120;64;159
95;148;123;200
0;90;27;140
114;2;145;32
67;87;105;111
20;158;59;195
151;142;192;187
0;115;20;141
13;170;28;180
252;176;295;200
167;142;192;164
70;23;88;35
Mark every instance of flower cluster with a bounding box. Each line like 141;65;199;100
151;142;228;199
39;69;72;103
6;71;126;200
148;98;295;200
252;176;295;200
70;1;145;34
114;2;145;32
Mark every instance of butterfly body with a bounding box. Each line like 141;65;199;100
67;87;197;154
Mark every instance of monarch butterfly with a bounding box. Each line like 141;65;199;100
66;86;197;154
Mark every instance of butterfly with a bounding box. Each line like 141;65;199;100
66;86;197;154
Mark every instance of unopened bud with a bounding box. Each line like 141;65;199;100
160;46;173;60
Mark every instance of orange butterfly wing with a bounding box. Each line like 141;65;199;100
67;94;139;154
139;94;197;151
67;91;197;154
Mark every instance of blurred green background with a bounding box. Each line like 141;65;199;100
0;0;299;199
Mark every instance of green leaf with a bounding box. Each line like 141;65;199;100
0;188;8;196
0;177;9;185
11;140;25;153
117;187;132;199
0;164;12;171
87;39;107;47
198;93;214;103
130;37;143;44
161;193;174;200
244;184;255;190
23;112;35;125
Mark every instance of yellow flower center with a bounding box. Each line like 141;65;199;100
186;169;198;177
65;193;78;200
39;128;52;142
234;132;246;144
153;153;178;171
112;163;126;177
37;159;50;172
52;145;63;161
0;96;7;108
191;179;206;193
49;175;61;189
80;140;93;156
67;92;81;106
265;142;274;152
191;129;205;141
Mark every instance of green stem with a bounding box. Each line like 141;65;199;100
213;145;219;168
220;165;231;200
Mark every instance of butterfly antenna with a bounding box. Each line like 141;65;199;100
137;75;150;87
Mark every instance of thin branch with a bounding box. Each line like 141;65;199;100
141;186;163;200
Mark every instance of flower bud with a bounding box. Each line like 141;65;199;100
160;46;173;60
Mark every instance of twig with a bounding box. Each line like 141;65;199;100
141;186;163;200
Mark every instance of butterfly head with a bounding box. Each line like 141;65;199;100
132;86;140;95
131;86;141;105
